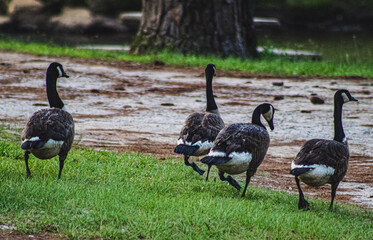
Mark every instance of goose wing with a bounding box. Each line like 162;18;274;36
292;139;349;180
177;112;204;144
22;108;74;141
294;139;349;166
202;123;270;166
202;113;225;142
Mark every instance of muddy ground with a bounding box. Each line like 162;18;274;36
0;51;372;216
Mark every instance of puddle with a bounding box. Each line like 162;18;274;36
0;52;372;208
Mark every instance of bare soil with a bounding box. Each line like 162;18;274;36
0;52;372;238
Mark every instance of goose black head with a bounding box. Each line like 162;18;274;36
261;103;275;130
335;89;358;104
47;62;69;79
205;64;216;79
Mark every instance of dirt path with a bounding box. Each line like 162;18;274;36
0;51;372;210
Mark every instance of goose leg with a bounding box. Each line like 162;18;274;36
241;171;252;198
329;182;339;211
295;176;309;210
24;151;31;178
218;170;241;191
205;165;212;181
184;155;205;175
58;154;66;179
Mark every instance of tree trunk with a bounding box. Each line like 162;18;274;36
130;0;257;59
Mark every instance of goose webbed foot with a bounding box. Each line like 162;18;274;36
298;199;310;210
191;162;205;175
184;155;205;175
295;176;309;210
227;176;241;190
218;171;241;190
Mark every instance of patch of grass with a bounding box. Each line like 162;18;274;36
0;139;372;239
0;37;372;78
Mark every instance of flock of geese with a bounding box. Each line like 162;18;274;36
21;62;358;211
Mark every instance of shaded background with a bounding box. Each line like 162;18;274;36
0;0;372;65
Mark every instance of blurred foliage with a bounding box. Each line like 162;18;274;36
256;0;373;13
37;0;141;15
87;0;141;16
0;0;10;15
257;0;372;8
37;0;88;14
256;0;373;27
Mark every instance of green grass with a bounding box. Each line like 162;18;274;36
0;37;372;78
0;138;372;239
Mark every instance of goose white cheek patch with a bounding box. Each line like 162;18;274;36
263;105;273;122
341;92;350;103
57;66;63;78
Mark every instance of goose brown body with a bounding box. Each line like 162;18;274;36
21;62;73;179
290;89;357;210
201;103;275;197
174;64;224;175
22;108;74;160
292;139;349;187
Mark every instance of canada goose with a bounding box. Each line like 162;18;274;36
290;89;358;210
174;64;224;175
201;103;275;197
21;62;74;179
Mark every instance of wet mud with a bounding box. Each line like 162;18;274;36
0;51;372;209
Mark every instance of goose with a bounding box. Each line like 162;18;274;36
21;62;74;179
174;64;224;175
201;103;275;197
290;89;358;210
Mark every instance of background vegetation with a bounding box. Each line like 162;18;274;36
0;37;372;78
36;0;141;15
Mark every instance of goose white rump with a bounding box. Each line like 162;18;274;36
291;162;335;187
208;150;252;174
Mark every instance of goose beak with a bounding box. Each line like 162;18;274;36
268;119;274;131
351;97;358;102
62;72;69;78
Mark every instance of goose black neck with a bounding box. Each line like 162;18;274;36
46;71;64;109
333;99;345;142
205;72;218;113
252;106;265;128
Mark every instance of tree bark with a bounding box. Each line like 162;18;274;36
130;0;257;59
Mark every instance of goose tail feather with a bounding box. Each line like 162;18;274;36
290;167;313;176
174;144;199;155
21;139;46;150
201;156;231;165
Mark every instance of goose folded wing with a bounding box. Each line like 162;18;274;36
201;113;224;142
178;113;204;141
22;110;73;141
295;139;349;167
